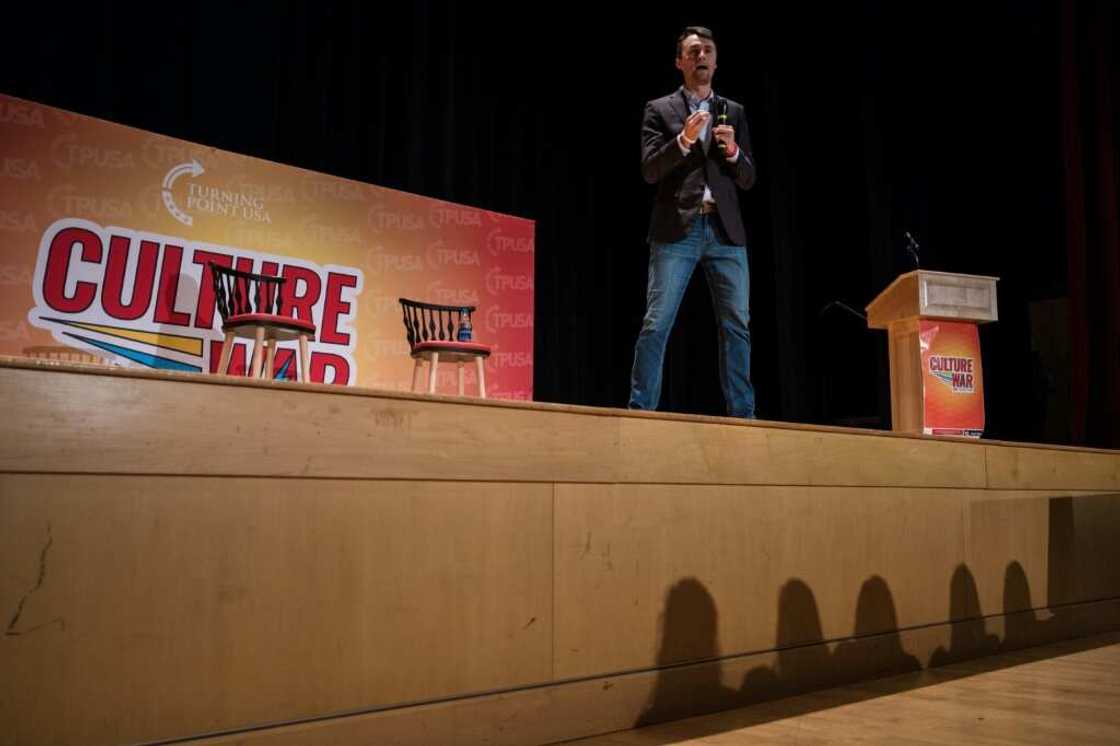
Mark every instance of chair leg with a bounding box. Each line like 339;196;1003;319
458;363;465;396
427;352;440;394
264;337;277;380
217;331;235;375
298;334;310;383
411;357;423;392
475;355;487;399
249;327;265;379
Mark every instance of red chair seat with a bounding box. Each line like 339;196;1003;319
412;340;492;357
224;313;317;341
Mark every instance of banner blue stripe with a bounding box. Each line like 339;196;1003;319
63;332;202;373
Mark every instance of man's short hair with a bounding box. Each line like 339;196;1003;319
676;26;715;57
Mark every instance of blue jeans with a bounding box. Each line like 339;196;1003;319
629;216;755;418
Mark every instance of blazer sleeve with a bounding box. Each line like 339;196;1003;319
728;104;757;190
640;101;688;185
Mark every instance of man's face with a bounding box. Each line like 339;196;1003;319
676;34;717;87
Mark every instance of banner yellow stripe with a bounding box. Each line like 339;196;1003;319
59;320;203;356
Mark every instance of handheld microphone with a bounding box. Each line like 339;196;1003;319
715;98;729;153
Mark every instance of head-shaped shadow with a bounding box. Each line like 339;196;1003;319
929;564;1001;667
637;577;741;727
655;576;720;665
1002;560;1049;651
740;578;831;704
830;575;921;686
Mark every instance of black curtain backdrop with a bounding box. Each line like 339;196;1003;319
2;1;1117;446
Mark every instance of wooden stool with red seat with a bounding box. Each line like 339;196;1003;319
210;263;317;382
399;297;491;397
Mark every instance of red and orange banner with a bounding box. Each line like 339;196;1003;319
0;94;534;399
919;320;984;437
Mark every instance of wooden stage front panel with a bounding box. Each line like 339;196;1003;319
1;358;1118;745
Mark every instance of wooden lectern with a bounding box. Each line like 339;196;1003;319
866;270;999;435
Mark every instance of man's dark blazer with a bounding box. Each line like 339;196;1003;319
641;88;756;246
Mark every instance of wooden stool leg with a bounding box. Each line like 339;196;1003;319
264;337;277;380
458;362;465;396
427;352;440;394
475;355;486;399
411;357;423;392
249;327;265;379
217;331;235;374
298;334;310;383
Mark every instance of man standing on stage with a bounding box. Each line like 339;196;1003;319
629;26;758;418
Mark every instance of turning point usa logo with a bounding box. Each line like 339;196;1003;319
162;159;274;227
928;355;975;394
27;218;364;383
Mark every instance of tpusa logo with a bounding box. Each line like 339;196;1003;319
27;217;364;384
0;210;36;233
301;213;363;246
484;305;533;333
48;185;132;220
426;240;480;270
162;160;204;226
490;350;533;368
161;160;274;227
428;203;483;229
425;280;479;307
485;266;533;296
363;337;411;358
366;246;423;274
1;157;41;181
302;175;366;203
485;228;533;257
365;294;405;317
51;133;136;171
367;203;426;233
0;99;47;128
928;355;975;394
142;138;204;170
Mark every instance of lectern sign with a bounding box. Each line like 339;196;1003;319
919;320;984;437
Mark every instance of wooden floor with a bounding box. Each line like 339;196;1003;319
566;632;1120;745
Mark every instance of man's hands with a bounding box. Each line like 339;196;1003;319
679;111;739;159
680;110;710;145
713;124;738;158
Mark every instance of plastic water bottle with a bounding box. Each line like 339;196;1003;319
457;315;473;342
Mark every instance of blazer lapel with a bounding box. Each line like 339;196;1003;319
669;88;691;134
671;88;714;157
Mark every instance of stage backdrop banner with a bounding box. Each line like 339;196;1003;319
919;319;984;437
0;94;534;399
